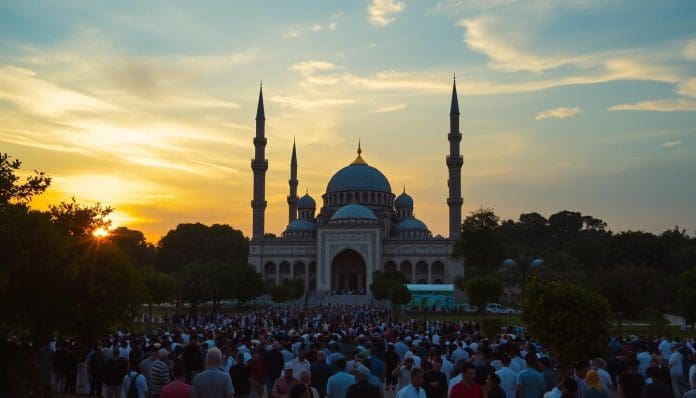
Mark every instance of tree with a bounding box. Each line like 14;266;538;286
109;227;156;268
270;284;292;304
0;153;51;205
72;244;148;342
453;208;506;269
48;197;113;238
677;268;696;328
144;270;175;304
282;278;305;302
370;271;411;319
548;210;582;248
522;277;609;370
175;262;212;311
460;276;503;311
516;212;551;249
232;263;265;304
597;265;674;319
156;223;248;273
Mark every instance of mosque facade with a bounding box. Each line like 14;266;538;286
248;80;465;295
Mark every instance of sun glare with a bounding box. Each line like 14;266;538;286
92;227;109;238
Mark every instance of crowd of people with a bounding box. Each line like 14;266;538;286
7;304;696;398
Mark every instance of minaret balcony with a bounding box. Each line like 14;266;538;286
447;132;462;141
251;159;268;171
253;137;267;146
446;155;463;168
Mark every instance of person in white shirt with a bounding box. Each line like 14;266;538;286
668;344;685;398
689;361;696;390
396;367;426;398
636;346;652;377
495;356;517;398
659;337;673;361
285;348;311;377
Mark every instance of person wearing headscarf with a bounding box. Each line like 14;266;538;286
582;370;608;398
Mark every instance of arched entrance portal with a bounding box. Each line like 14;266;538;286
331;249;366;294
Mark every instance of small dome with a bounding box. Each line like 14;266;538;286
331;204;377;221
395;190;413;209
297;193;316;209
394;217;428;231
285;219;316;232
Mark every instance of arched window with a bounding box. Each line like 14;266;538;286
400;261;412;283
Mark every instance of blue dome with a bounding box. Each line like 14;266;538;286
326;163;392;193
297;193;316;209
395;191;413;208
394;217;428;231
285;219;316;232
331;204;377;221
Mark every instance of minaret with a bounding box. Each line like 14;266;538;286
251;84;268;240
447;75;463;239
287;138;299;223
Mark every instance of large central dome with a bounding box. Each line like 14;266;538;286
325;145;392;194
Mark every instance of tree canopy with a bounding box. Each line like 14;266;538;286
522;277;610;366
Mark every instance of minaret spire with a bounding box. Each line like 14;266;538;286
251;85;268;239
447;75;463;239
288;137;299;223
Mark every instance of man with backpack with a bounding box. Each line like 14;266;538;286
123;358;149;398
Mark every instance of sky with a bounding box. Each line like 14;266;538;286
1;0;695;243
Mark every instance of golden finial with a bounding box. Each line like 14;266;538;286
403;185;406;193
351;139;366;165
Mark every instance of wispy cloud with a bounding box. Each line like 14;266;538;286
290;61;336;76
683;38;696;61
676;78;696;98
609;99;696;112
270;95;356;109
535;107;582;120
367;0;406;27
0;66;116;116
661;140;683;148
373;103;408;113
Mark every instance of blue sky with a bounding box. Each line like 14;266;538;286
0;0;695;241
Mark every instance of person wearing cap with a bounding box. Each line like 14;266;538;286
396;367;427;398
273;362;301;398
346;364;380;398
191;347;235;398
151;348;172;398
327;357;357;398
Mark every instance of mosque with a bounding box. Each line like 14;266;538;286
248;79;464;296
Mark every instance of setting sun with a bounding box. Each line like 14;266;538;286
92;227;109;238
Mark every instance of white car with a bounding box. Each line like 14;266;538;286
485;303;517;315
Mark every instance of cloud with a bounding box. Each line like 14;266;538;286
367;0;406;27
285;29;302;38
683;38;696;61
661;140;682;148
270;95;356;109
609;99;696;112
676;78;696;98
0;66;116;116
290;61;336;76
535;107;582;120
372;103;408;113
